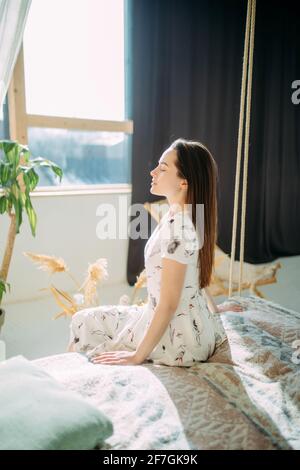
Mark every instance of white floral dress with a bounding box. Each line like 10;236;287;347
70;208;227;367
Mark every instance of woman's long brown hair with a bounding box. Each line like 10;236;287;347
170;138;218;289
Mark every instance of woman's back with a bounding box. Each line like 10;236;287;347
143;208;227;366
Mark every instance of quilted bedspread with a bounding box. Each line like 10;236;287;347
34;295;300;450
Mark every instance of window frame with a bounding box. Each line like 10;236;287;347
8;43;133;195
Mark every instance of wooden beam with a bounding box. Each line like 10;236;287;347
27;115;134;134
7;45;28;143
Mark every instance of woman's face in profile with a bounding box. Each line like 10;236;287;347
150;148;186;198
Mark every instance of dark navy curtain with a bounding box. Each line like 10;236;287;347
127;0;300;285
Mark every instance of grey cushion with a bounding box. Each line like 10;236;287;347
0;356;113;450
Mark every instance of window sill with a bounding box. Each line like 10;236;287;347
30;184;132;197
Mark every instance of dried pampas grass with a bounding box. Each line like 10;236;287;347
80;258;108;306
24;252;108;318
49;285;79;319
24;251;81;288
24;252;67;274
130;269;147;304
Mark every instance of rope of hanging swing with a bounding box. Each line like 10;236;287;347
228;0;256;298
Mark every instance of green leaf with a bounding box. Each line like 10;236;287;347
22;171;30;196
0;279;10;294
20;168;39;195
6;194;13;212
19;145;30;163
0;281;5;295
0;279;10;303
29;157;49;166
0;196;7;214
10;192;23;234
0;140;17;155
27;168;39;191
19;192;26;207
30;157;63;182
25;197;37;236
51;165;63;181
0;162;11;186
2;141;19;167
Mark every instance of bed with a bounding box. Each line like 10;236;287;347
34;295;300;450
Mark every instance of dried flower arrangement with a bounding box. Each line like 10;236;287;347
24;252;108;319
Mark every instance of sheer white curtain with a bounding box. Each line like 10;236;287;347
0;0;31;107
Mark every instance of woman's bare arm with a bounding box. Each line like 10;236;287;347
135;258;187;363
203;287;244;314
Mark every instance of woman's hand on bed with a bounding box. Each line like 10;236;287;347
90;350;143;366
217;302;244;313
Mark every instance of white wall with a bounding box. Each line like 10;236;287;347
0;190;133;305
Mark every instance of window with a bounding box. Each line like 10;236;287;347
8;0;132;188
28;128;130;186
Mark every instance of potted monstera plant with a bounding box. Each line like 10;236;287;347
0;140;63;332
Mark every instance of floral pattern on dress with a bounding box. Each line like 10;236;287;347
70;209;228;366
